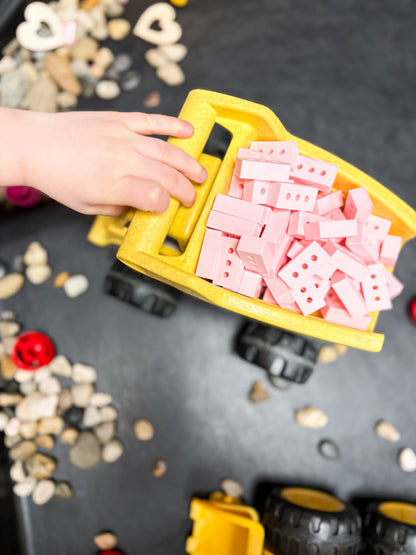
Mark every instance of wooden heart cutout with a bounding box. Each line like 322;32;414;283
133;2;182;46
16;2;66;52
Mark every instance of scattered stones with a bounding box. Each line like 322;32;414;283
156;61;185;86
71;383;94;407
10;461;26;482
318;439;341;460
94;421;115;444
134;419;154;441
26;264;52;284
71;37;99;61
60;427;79;445
318;345;338;364
1;356;17;380
73;363;97;383
26;453;57;479
23;242;48;266
295;406;328;429
107;19;131;41
100;405;117;422
55;481;74;499
152;459;167;478
70;431;101;469
63;274;89;298
13;476;37;498
9;440;37;462
96;79;120;99
38;376;62;396
16;392;58;420
102;439;123;463
83;406;101;427
35;435;55;450
249;381;270;404
38;416;65;436
49;355;72;378
32;479;56;506
20;421;38;439
0;392;24;407
0;321;20;337
143;91;161;108
221;478;243;498
94;532;118;550
398;447;416;473
89;392;112;407
375;420;401;443
53;271;71;288
0;273;25;299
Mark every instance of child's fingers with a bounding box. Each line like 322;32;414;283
122;112;194;138
116;177;171;213
134;136;207;184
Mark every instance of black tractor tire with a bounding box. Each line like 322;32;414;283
364;501;416;554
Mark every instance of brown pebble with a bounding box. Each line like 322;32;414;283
295;406;328;429
55;481;74;499
60;427;79;445
152;459;167;478
143;91;161;108
26;452;56;479
249;381;270;403
134;419;154;441
318;345;338;364
375;420;401;442
53;272;70;288
44;54;82;96
107;19;131;41
35;435;55;450
9;440;36;461
334;344;348;355
94;532;118;550
0;392;23;407
1;355;17;380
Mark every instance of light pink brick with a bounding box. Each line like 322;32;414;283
269;234;293;276
383;268;404;299
304;219;358;240
291;281;326;316
206;210;262;238
212;237;245;291
278;241;331;288
242;179;273;204
315;261;336;280
264;275;293;305
287;240;305;259
237;235;275;275
315;190;344;215
262;287;278;305
344;186;373;222
212;193;267;223
250;141;299;167
288;211;329;238
236;147;265;161
324;242;370;282
227;172;246;199
325;207;347;220
267;181;318;211
195;229;224;280
234;158;291;182
361;263;392;312
346;222;380;263
331;273;368;317
262;209;291;243
379;234;402;267
290;154;338;193
366;214;391;241
320;304;371;331
238;271;264;298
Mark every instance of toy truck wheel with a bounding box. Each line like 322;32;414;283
364;501;416;554
104;260;181;318
235;322;318;384
263;487;362;555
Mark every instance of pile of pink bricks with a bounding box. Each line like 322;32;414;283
196;141;404;331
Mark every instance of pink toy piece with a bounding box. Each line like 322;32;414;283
287;240;305;259
315;261;335;280
304;219;358;240
243;179;273;204
379;234;402;267
263;275;293;305
227;172;246;199
383;268;404;299
213;193;268;224
366;214;391;241
344;186;373;222
320;304;371;331
325;207;347;220
290;154;338;193
315;190;344;215
250;141;299;167
331;273;368;317
195;229;224;280
361;263;392;312
291;281;326;316
262;210;291;242
206;210;262;238
346;222;379;263
267;181;318;212
238;271;264;298
324;242;370;282
262;288;278;305
61;20;78;46
288;211;329;238
237;235;275;275
269;234;293;276
234;158;290;182
236;147;264;161
5;186;42;207
278;241;331;289
310;276;331;298
212;237;245;291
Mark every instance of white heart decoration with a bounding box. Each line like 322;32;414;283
16;2;66;52
133;2;182;46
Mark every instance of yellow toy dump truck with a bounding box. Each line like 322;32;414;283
186;487;416;555
89;90;416;355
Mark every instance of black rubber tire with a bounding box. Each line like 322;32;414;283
263;486;362;555
364;501;416;554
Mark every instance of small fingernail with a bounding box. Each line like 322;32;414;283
199;167;207;182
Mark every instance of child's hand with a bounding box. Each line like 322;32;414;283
20;110;207;216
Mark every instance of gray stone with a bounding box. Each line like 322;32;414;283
0;260;7;279
111;53;133;73
318;439;341;460
9;440;37;461
0;69;32;108
120;71;141;91
71;383;94;407
26;77;59;112
69;431;101;469
94;421;115;444
55;481;74;499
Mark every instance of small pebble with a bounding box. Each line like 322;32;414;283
0;411;9;431
64;406;85;427
10;461;26;482
318;439;341;460
71;37;99;61
35;435;55;450
94;421;116;444
11;256;25;275
249;381;270;404
26;265;52;285
32;479;56;505
152;459;167;478
19;381;37;396
318;345;338;364
398;447;416;473
5;417;21;437
100;405;118;422
375;420;401;442
73;362;97;383
13;476;37;498
49;355;72;377
107;18;131;41
0;321;20;337
2;337;15;355
295;406;328;429
5;435;22;448
0;310;16;321
58;389;73;413
0;392;23;407
111;53;132;73
33;367;51;383
19;421;38;440
221;478;243;498
38;377;61;396
64;274;89;298
334;344;348;355
83;406;101;427
72;383;94;407
38;416;65;436
159;43;187;62
23;242;48;266
120;70;141;91
94;532;118;550
70;431;101;469
57;92;77;110
96;80;120;100
145;48;169;68
134;419;154;441
55;481;74;499
143;91;161;108
53;271;71;288
0;273;25;299
60;427;79;445
89;392;112;407
102;439;123;463
1;356;17;380
9;440;37;462
15;369;35;383
26;453;57;479
156;62;185;86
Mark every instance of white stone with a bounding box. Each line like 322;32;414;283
19;381;37;396
156;62;185;86
10;461;26;482
96;80;120;100
14;370;35;383
38;377;61;396
32;479;56;505
23;241;48;266
102;439;123;463
16;2;66;52
34;367;52;383
398;447;416;473
63;274;89;298
0;273;25;299
5;417;21;437
159;43;187;62
0;411;9;431
48;355;72;377
83;406;101;427
0;321;20;337
375;420;401;442
73;363;97;383
0;55;17;75
144;48;169;68
26;265;52;284
100;405;117;422
89;392;112;407
16;392;58;421
13;476;37;497
295;406;328;429
71;383;94;407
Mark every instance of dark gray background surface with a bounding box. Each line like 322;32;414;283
1;0;416;554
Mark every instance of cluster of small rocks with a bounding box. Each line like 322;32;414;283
0;241;89;299
0;312;123;505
